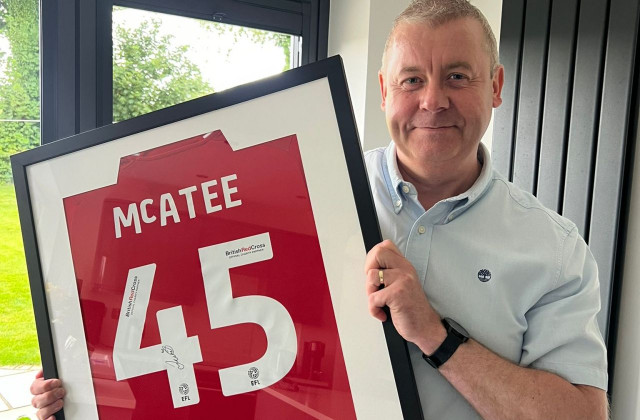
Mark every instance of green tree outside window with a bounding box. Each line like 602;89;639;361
0;1;292;367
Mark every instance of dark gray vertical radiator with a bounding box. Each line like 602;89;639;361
492;0;639;360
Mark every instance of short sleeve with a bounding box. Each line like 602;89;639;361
520;226;608;390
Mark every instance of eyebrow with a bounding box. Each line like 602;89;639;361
444;61;473;72
399;66;422;74
398;61;474;75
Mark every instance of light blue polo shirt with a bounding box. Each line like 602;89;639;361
365;142;608;419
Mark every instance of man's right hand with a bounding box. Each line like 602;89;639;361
364;239;446;355
30;369;65;420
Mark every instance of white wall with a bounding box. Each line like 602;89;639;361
328;0;408;151
470;0;502;154
329;2;640;418
361;1;411;151
327;0;372;145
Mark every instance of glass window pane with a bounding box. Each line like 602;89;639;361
112;6;300;122
0;0;41;371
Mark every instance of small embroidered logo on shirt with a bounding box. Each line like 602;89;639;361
477;269;492;282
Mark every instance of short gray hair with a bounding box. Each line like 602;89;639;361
382;0;499;75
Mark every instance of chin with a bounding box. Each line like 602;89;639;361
408;135;462;157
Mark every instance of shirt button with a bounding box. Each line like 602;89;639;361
402;185;410;194
418;225;426;234
395;199;402;207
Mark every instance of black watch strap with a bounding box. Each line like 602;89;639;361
422;318;469;369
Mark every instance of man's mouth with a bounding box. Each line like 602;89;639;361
411;125;454;130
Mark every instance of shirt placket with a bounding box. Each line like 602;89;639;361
405;214;433;288
403;200;451;289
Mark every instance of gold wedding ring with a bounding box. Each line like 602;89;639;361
378;269;384;285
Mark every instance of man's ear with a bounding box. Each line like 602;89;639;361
492;65;504;108
379;70;387;111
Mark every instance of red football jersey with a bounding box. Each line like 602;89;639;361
63;132;357;419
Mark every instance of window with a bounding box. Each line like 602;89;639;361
0;0;41;369
41;0;329;143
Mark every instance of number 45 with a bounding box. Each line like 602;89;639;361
112;233;297;408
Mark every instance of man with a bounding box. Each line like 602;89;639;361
362;0;608;418
31;1;609;419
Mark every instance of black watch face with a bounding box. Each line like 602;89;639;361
444;317;469;339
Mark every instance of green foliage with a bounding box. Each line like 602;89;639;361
0;0;40;368
0;0;7;32
0;6;217;182
0;183;40;366
0;0;40;183
200;21;293;71
0;4;291;369
113;19;213;121
0;1;8;86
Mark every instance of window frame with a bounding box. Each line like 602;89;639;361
40;0;329;144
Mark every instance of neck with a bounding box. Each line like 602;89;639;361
397;148;482;211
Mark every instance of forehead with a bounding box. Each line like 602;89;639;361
386;18;488;71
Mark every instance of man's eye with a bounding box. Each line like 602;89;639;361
448;73;466;81
403;77;421;85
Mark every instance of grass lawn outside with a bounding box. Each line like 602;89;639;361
0;182;41;366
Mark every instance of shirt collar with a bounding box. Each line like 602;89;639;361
382;142;494;216
383;143;408;214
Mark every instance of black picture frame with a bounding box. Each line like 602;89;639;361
12;56;422;420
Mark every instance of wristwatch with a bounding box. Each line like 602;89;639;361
422;317;469;369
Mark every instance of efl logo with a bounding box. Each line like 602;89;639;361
179;383;189;395
179;383;191;403
248;367;260;387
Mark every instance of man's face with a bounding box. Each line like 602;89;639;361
379;18;503;171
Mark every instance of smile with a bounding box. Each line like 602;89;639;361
412;126;455;130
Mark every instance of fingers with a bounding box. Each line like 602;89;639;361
35;396;64;420
365;267;403;295
363;241;443;346
36;397;64;420
376;239;403;255
366;268;384;295
30;376;62;396
365;239;418;293
364;240;411;274
368;287;389;322
364;240;414;315
366;268;405;311
364;240;425;328
366;267;389;321
31;385;64;408
366;268;407;323
31;374;64;420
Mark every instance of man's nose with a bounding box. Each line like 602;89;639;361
419;82;449;112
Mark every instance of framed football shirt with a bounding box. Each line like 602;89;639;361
12;56;422;420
